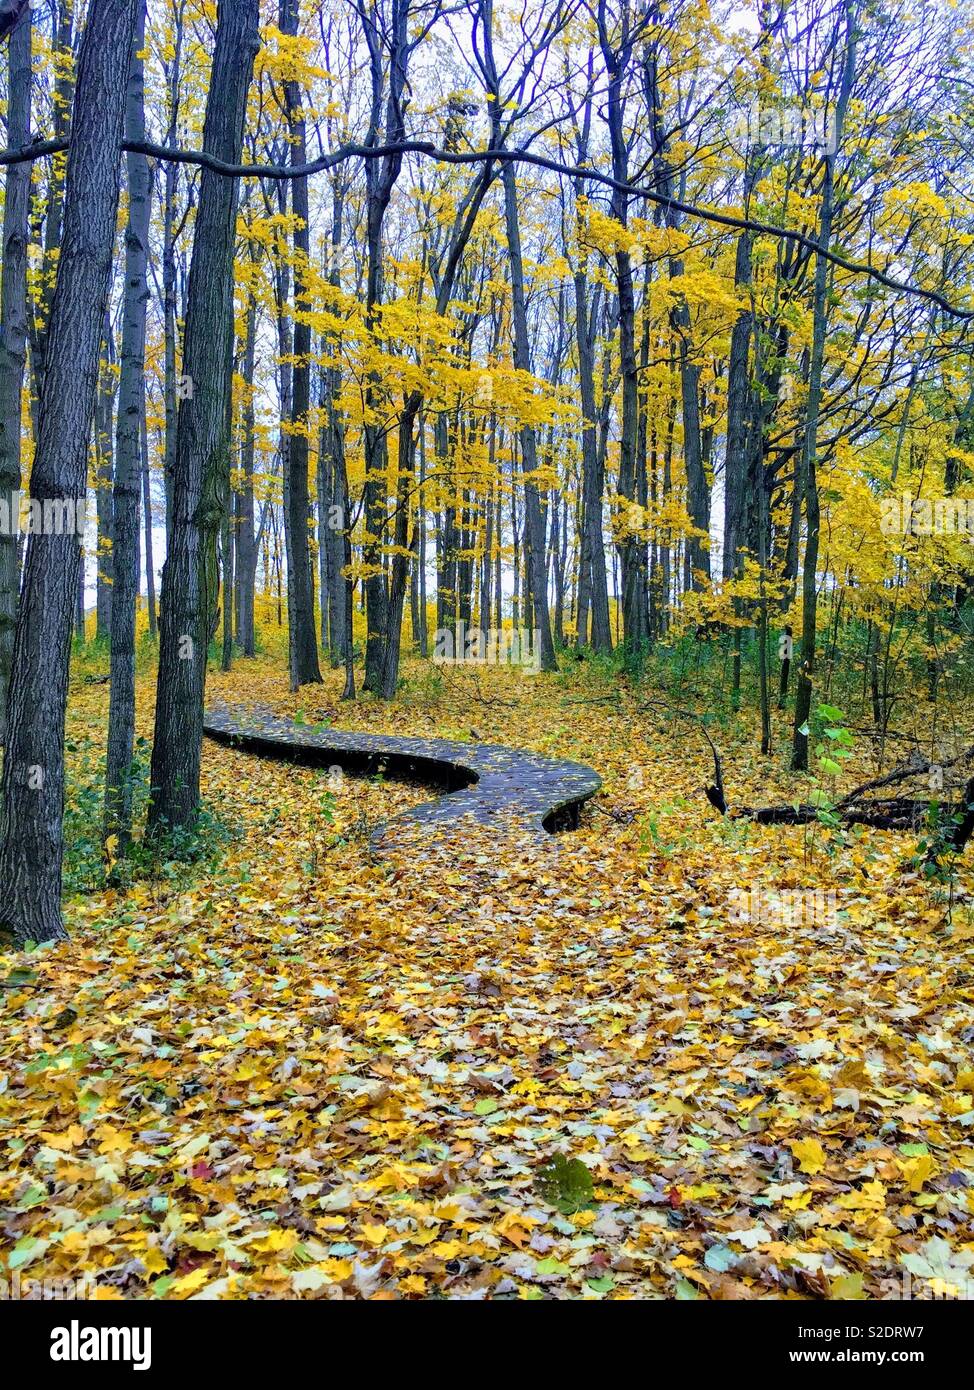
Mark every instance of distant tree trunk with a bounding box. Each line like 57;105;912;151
792;3;857;770
575;264;611;653
359;0;416;692
160;0;185;543
722;10;774;586
479;474;492;634
75;551;86;639
318;178;348;667
378;404;417;698
501;162;556;671
105;0;150;850
234;297;257;657
221;508;233;672
280;0;321;690
375;128;499;696
0;0;139;944
0;3;31;743
597;16;648;652
724;232;753;586
325;408;350;665
29;0;74;398
94;321;115;641
493;488;502;630
673;293;709;589
551;490;565;645
645;41;709;593
141;403;157;638
338;460;355;700
148;0;260;835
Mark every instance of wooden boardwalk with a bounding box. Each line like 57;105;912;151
203;705;601;854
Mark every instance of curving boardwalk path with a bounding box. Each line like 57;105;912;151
203;705;601;855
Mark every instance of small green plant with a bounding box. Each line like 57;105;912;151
796;703;855;859
913;797;970;926
536;1153;595;1215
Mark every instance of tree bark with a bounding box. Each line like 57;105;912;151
792;3;857;770
279;0;321;690
105;0;150;851
0;2;31;742
160;0;186;544
501;162;556;672
597;12;648;651
141;401;157;638
0;0;139;944
575;264;611;653
148;0;260;835
234;296;257;657
94;322;115;641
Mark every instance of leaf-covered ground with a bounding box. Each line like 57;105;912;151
2;657;974;1300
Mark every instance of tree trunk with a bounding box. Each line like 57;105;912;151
235;297;257;657
575;266;611;653
0;3;31;743
148;0;260;835
0;0;139;944
221;507;233;672
792;3;857;770
141;402;157;639
160;1;185;544
104;0;150;851
94;323;115;641
29;0;74;398
280;0;321;690
598;17;648;652
501;162;556;672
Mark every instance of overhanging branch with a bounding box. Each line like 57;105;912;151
2;135;972;322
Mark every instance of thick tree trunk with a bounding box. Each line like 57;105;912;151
148;0;260;835
0;0;139;944
105;0;150;851
0;3;31;743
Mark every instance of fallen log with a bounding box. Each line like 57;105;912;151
737;797;933;830
735;775;974;852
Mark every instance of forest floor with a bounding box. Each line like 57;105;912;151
2;653;974;1300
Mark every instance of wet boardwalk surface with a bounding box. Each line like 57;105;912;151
203;704;601;855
